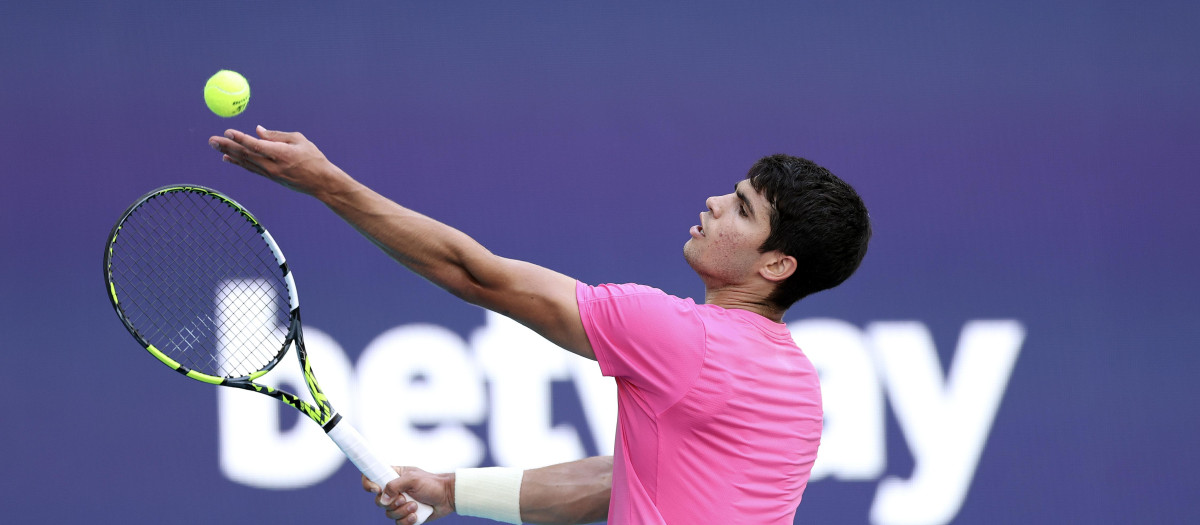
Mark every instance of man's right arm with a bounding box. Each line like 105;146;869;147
366;456;613;525
519;455;613;524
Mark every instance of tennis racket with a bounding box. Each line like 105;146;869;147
103;184;433;523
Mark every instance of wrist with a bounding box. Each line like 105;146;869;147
446;471;457;515
310;167;360;204
454;466;524;524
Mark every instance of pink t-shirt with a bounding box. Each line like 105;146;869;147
576;282;822;524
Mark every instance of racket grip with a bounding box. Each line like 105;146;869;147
327;420;435;524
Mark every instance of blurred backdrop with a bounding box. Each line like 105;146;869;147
2;1;1198;523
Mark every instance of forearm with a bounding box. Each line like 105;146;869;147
212;127;506;305
310;170;499;304
308;168;592;356
518;456;613;524
369;458;612;525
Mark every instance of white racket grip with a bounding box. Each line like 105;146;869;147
326;420;435;524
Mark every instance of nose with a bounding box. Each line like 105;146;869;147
705;195;718;216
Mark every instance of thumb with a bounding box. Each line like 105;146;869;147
380;475;412;506
256;125;304;144
255;124;279;140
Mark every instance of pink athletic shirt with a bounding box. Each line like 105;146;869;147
576;282;822;524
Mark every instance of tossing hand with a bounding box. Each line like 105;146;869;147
208;125;351;197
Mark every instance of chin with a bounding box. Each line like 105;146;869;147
682;244;707;278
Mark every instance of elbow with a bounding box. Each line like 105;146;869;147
426;255;500;308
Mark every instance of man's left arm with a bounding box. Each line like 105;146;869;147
209;127;595;359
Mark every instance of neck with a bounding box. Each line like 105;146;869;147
703;287;785;323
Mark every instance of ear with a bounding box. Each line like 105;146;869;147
759;251;796;283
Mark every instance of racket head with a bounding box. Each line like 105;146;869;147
104;184;299;385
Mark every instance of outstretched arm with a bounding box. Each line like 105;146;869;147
209;126;594;359
364;456;613;525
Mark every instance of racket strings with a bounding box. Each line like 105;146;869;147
214;277;291;375
109;189;292;378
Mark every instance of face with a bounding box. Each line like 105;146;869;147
684;179;775;285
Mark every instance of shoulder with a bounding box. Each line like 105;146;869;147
577;282;696;312
578;280;672;297
577;282;667;300
576;282;703;331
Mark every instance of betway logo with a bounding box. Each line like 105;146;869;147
217;305;1023;525
801;318;1024;525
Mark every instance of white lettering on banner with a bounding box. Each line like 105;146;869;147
866;321;1025;525
215;303;1024;525
473;311;615;468
793;318;886;482
218;326;354;489
357;324;487;473
216;281;354;489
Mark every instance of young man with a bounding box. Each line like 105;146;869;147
209;126;871;524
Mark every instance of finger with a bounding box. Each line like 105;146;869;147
208;135;240;154
221;152;272;178
224;128;278;160
385;501;419;521
363;473;382;494
211;133;264;164
364;476;393;510
363;473;385;506
256;124;306;144
211;135;267;163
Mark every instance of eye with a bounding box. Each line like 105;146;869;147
738;204;748;217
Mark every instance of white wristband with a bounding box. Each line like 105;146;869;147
454;467;524;524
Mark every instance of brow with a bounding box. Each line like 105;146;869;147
734;182;756;217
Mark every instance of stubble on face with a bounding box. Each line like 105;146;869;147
684;214;767;287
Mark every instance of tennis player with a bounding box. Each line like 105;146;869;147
210;126;871;524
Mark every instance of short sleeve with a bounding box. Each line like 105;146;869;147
576;282;706;412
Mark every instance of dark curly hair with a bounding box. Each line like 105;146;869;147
746;154;871;309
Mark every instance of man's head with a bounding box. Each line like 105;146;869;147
746;154;871;309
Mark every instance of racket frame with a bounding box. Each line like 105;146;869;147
104;184;433;522
104;184;336;428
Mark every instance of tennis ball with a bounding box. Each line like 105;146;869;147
204;70;250;117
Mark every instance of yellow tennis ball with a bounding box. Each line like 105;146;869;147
204;70;250;117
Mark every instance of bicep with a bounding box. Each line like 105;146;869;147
461;255;595;360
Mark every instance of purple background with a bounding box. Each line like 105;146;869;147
3;1;1198;523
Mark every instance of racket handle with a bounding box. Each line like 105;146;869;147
327;419;435;524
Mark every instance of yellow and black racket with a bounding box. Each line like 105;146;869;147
103;184;432;523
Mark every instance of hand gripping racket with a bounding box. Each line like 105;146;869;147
103;184;433;523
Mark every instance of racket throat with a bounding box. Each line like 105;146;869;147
321;412;344;433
